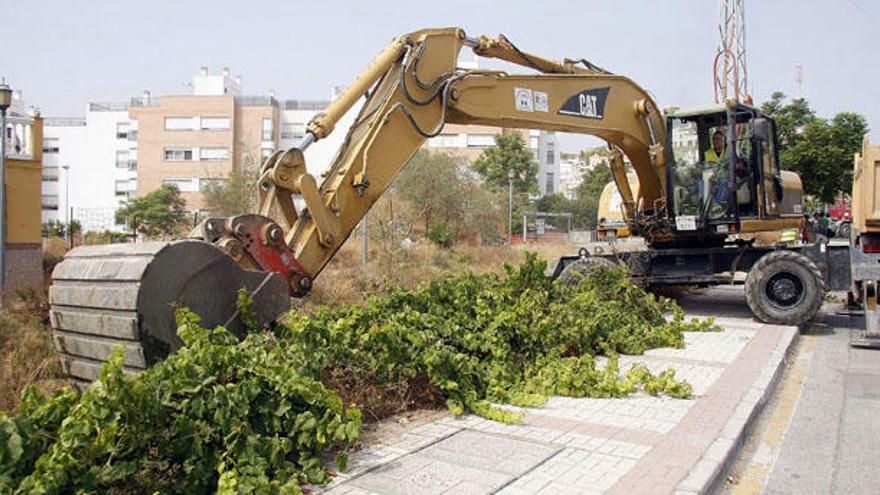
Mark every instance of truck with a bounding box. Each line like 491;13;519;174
849;138;880;348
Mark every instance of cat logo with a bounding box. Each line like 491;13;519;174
579;93;599;118
558;87;610;120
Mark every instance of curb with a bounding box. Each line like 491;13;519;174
676;325;800;494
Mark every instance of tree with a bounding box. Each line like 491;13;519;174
534;193;575;230
201;168;260;217
394;150;506;245
760;92;815;151
202;143;262;216
115;184;188;239
761;92;869;203
471;133;538;194
397;150;466;232
572;161;613;229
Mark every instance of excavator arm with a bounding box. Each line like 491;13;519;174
49;28;669;387
256;27;667;292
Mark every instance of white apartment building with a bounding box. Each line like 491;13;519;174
559;157;587;200
41;68;354;232
532;131;560;197
42;104;137;231
558;150;612;200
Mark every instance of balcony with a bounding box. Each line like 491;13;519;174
235;96;278;107
4;114;37;159
42;195;59;209
283;99;329;111
89;102;130;112
42;166;59;181
129;96;160;107
45;117;86;127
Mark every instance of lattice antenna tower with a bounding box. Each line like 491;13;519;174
795;63;806;98
713;0;749;104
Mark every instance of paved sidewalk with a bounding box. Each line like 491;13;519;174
313;288;797;495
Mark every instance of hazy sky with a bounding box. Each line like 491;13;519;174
5;0;879;150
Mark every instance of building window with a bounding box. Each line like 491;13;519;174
42;166;59;182
42;138;60;154
428;134;459;148
116;122;130;139
164;148;194;161
545;172;555;194
466;134;495;148
546;149;554;165
200;147;230;161
162;178;198;192
261;148;274;162
262;118;274;141
281;123;305;139
115;150;130;168
165;117;195;131
201;117;230;131
115;180;129;196
199;178;226;192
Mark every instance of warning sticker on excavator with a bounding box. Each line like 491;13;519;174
534;91;549;112
515;87;534;112
675;215;697;231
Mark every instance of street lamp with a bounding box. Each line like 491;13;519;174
508;169;515;244
0;78;13;291
62;165;71;245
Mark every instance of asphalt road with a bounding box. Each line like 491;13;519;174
720;299;880;494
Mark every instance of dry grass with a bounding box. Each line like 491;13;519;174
0;291;66;412
294;237;578;313
42;237;69;282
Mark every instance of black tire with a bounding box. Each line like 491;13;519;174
745;250;824;325
557;257;617;286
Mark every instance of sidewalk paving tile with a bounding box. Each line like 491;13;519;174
315;291;798;495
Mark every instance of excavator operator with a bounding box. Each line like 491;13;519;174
704;129;726;164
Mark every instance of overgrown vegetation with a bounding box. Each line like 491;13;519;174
0;255;714;493
0;292;65;413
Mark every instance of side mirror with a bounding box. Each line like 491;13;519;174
752;118;770;142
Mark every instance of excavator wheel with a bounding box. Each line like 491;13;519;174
49;240;291;390
745;250;824;326
557;256;618;286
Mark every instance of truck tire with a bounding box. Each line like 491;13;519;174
745;250;824;325
557;256;617;285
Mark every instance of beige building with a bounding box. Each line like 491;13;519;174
130;94;278;209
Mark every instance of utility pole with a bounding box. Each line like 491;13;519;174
508;170;514;243
362;212;369;273
795;63;806;98
0;79;12;292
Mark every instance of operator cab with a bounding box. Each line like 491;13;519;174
664;103;785;240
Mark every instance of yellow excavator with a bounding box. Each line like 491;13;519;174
50;28;843;387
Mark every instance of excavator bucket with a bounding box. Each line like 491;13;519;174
49;240;291;390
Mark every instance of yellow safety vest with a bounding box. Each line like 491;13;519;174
704;148;726;163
